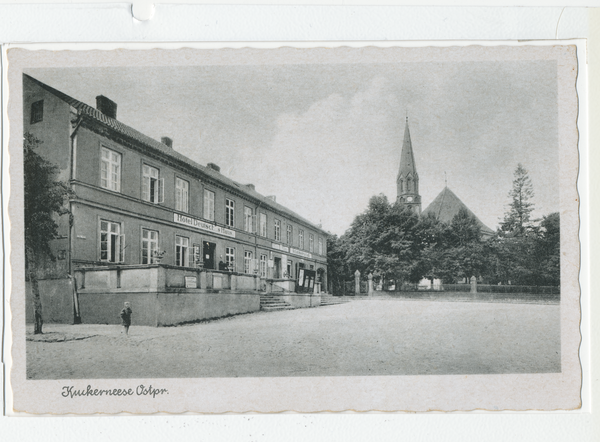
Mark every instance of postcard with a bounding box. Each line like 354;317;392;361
5;42;582;414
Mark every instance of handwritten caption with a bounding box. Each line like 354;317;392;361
62;385;168;399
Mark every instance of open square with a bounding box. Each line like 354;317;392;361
27;300;560;379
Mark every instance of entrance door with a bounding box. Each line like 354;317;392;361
203;241;216;269
274;257;282;279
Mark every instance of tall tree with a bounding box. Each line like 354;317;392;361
24;133;72;333
501;163;535;236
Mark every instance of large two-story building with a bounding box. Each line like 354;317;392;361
24;74;328;325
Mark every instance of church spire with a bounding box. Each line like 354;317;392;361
396;116;421;213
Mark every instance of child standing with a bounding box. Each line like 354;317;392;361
120;302;132;335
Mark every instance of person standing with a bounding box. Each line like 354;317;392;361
120;301;132;335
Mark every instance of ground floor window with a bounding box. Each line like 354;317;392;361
176;236;189;267
226;247;236;272
259;254;267;278
286;260;293;279
244;250;253;274
141;229;158;264
100;220;124;263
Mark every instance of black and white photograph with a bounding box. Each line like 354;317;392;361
7;43;581;413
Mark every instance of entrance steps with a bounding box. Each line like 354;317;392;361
260;294;293;312
319;294;352;306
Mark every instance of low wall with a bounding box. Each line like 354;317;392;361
26;279;75;324
77;290;260;326
281;293;321;308
371;290;560;303
156;292;260;326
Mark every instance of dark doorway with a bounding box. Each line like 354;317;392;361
274;257;282;279
203;241;216;269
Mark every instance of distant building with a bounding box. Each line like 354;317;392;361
396;117;494;237
23;74;328;325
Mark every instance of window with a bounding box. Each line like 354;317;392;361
225;199;235;227
30;100;44;124
203;189;215;221
142;165;164;203
286;225;293;245
225;247;236;272
259;254;267;278
175;178;189;212
309;234;314;253
319;237;323;255
274;219;281;241
101;147;121;192
192;243;202;267
244;251;253;274
141;229;159;264
175;236;189;267
299;229;304;249
287;260;293;279
244;206;253;233
259;213;267;237
100;220;124;263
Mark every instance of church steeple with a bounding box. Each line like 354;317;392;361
396;116;421;213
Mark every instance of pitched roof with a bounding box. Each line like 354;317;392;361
422;186;495;235
24;74;326;234
397;118;418;179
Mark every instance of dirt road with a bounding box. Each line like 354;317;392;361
26;300;560;379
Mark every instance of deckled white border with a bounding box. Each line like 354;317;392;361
3;40;586;416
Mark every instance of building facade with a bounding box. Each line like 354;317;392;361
24;74;328;323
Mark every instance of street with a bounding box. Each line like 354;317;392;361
26;300;560;379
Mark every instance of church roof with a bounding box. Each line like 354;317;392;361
422;186;495;236
397;118;418;179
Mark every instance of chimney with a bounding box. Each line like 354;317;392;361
207;163;221;173
161;137;173;148
266;195;276;202
95;95;117;119
245;184;255;191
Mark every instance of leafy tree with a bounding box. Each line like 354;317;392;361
501;163;535;236
24;133;72;333
534;212;560;286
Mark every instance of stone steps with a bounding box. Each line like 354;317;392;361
260;294;293;311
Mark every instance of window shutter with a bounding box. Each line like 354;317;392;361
119;234;126;263
157;178;164;203
142;176;150;201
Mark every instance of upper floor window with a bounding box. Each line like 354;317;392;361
141;229;159;264
203;189;215;221
30;100;44;124
309;234;314;253
142;165;163;203
286;225;293;245
244;206;253;233
225;199;235;227
101;147;121;192
175;235;189;267
318;237;324;255
100;220;124;263
175;177;189;213
274;219;281;242
259;213;267;237
299;229;304;249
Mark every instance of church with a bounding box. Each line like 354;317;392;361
396;117;494;237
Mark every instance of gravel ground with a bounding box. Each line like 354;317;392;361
26;300;560;379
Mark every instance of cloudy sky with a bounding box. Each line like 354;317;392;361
28;59;558;235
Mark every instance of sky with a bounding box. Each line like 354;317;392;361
27;60;558;235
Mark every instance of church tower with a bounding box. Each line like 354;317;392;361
396;117;421;214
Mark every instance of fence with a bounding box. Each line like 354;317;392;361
340;280;559;297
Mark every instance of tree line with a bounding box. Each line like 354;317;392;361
327;164;560;293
